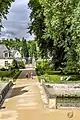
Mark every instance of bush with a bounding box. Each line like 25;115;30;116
36;60;50;75
0;69;21;80
45;70;61;75
67;75;80;81
0;68;7;71
36;68;44;76
0;71;12;77
18;61;25;69
13;70;21;79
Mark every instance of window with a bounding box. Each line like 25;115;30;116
5;61;8;66
5;53;8;57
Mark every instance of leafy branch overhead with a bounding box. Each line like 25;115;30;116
0;0;15;28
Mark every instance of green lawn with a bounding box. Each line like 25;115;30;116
0;69;21;81
38;73;80;83
38;74;67;83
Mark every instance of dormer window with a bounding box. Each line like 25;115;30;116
5;53;8;57
3;51;9;58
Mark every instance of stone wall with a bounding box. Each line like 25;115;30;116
42;83;80;109
57;97;80;108
42;84;57;109
0;81;13;107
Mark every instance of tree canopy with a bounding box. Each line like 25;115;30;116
28;0;80;73
0;0;14;28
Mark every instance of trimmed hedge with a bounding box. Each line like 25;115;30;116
38;74;67;83
45;70;61;75
0;71;12;77
13;70;21;79
0;69;21;81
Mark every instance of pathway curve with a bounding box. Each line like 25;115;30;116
0;68;80;120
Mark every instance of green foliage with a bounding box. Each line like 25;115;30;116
0;69;21;81
68;75;80;81
21;38;29;58
28;0;48;57
45;70;61;75
12;59;18;69
2;39;39;60
29;0;80;73
28;40;38;58
0;69;16;78
0;0;14;28
38;74;67;83
36;60;50;75
12;59;25;69
18;61;25;69
0;71;12;77
13;70;21;80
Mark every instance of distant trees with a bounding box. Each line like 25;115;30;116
21;38;29;58
28;0;80;73
1;38;38;60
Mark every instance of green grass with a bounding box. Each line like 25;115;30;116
0;69;21;82
36;68;80;83
38;74;67;83
38;74;80;83
0;71;12;77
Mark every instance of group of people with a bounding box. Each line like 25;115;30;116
26;72;33;79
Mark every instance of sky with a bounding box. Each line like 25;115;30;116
0;0;34;40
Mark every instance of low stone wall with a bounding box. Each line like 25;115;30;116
42;83;80;109
42;83;57;109
56;97;80;108
0;81;13;107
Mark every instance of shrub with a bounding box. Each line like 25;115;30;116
0;71;11;77
36;60;50;75
36;68;44;76
45;70;61;75
0;68;7;71
13;70;21;79
18;61;25;68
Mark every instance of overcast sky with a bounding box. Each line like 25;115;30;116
0;0;34;40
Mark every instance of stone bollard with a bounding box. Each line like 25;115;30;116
49;97;57;109
41;78;45;84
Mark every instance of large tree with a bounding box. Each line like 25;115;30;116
28;0;80;72
28;0;48;58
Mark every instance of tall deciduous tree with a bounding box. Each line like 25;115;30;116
28;0;80;72
28;0;48;57
21;38;29;58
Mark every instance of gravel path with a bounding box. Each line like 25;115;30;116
0;68;80;120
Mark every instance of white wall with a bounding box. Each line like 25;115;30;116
0;59;13;68
14;51;21;58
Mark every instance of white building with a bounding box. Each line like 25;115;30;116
10;49;22;59
0;44;22;68
0;44;13;68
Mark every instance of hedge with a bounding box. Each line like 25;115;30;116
0;71;12;77
13;70;21;79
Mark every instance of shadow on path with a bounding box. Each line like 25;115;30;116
9;85;28;98
18;70;36;79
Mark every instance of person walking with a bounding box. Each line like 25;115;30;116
31;72;33;79
26;73;28;78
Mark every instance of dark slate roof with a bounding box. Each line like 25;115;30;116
0;44;8;58
10;50;18;57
